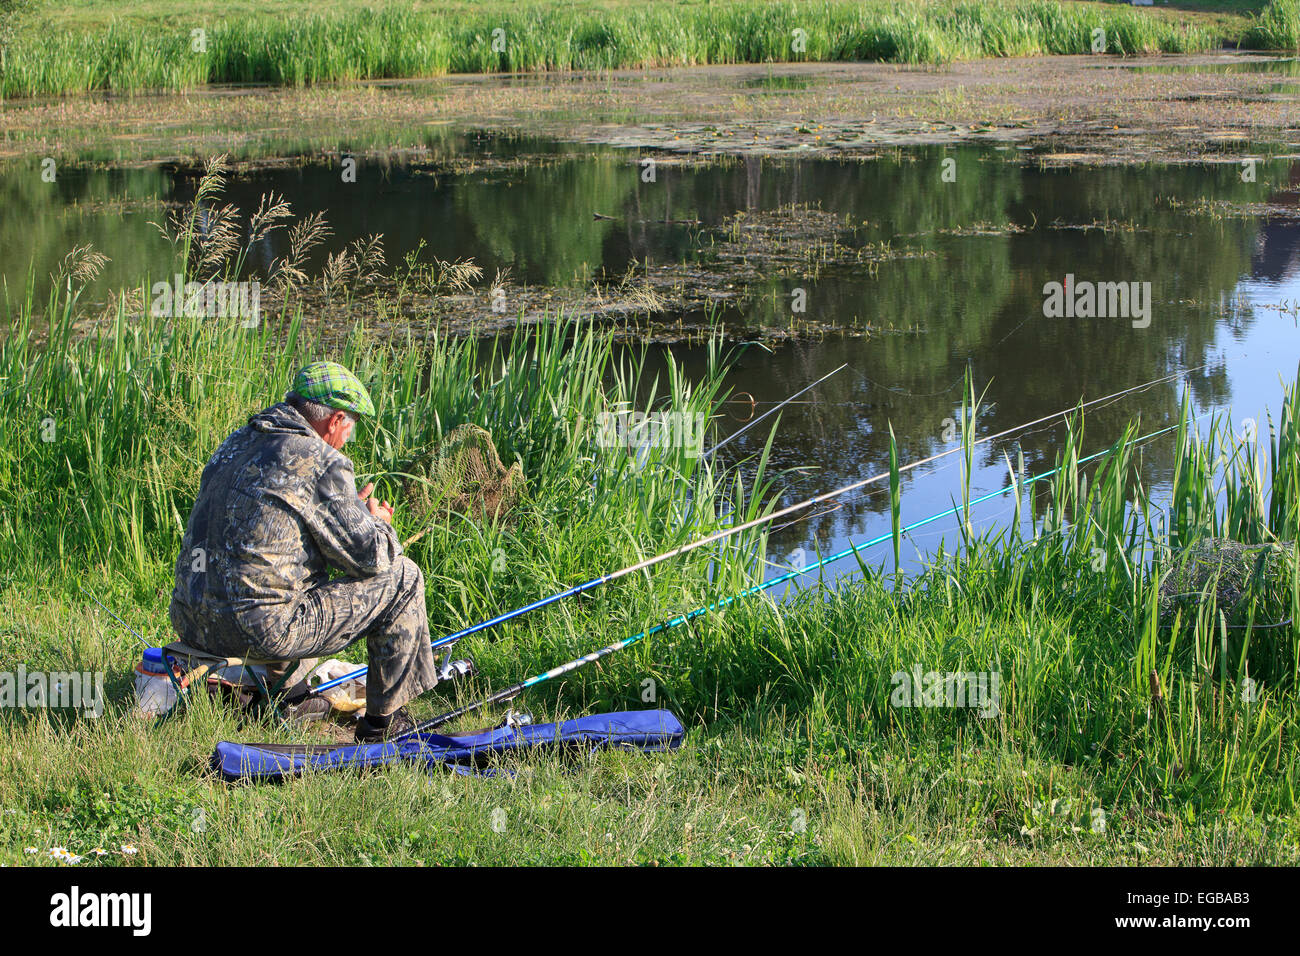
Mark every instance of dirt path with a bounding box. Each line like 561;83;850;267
3;53;1299;168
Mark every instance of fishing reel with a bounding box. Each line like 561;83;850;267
498;708;533;730
437;656;477;682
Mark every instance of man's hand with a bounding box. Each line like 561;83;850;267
358;482;395;525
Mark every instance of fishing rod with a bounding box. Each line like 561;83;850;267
318;365;1201;693
396;415;1198;737
78;582;151;648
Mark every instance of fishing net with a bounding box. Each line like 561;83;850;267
404;424;525;527
1158;536;1295;627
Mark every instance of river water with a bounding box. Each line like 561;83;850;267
5;135;1298;578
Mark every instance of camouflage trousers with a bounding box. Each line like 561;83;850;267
170;556;439;716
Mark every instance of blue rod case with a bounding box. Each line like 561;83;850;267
212;709;685;781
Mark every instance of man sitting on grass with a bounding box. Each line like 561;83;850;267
169;361;437;741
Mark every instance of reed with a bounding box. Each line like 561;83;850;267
1247;0;1300;50
1;0;1234;99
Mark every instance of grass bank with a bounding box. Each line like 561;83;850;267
3;0;1288;99
0;252;1298;862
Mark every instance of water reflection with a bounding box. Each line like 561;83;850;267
2;139;1297;574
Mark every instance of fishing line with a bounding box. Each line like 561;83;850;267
727;361;1209;525
396;417;1196;736
785;372;1206;523
704;362;847;458
398;366;845;547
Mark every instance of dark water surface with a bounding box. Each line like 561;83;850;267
5;136;1299;581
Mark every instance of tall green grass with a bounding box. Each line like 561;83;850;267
1247;0;1300;49
0;0;1233;98
1;262;1298;854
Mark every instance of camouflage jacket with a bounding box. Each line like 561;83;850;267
170;402;402;644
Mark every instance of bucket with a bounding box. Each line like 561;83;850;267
133;648;179;716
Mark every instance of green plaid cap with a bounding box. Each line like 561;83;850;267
290;362;375;417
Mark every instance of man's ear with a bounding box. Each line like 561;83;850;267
329;410;350;433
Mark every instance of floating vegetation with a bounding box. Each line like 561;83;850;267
58;164;930;345
1163;193;1300;221
1045;218;1145;234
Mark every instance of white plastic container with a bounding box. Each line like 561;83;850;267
134;648;178;716
309;658;367;713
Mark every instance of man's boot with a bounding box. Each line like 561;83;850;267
355;707;416;743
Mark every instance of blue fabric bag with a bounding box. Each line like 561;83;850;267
212;709;685;782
